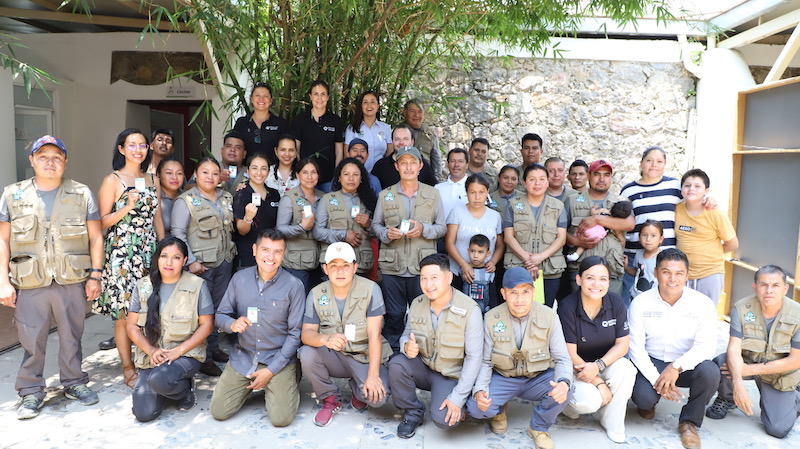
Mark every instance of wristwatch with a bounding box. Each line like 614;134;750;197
671;361;683;372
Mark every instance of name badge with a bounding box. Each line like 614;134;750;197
228;166;238;178
134;177;146;192
247;306;258;324
450;306;467;316
303;205;313;218
344;324;356;341
400;219;411;233
350;205;360;218
252;193;261;206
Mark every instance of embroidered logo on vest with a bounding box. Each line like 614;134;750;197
515;202;524;210
318;294;330;306
493;321;507;333
191;197;202;206
297;197;305;206
744;311;757;322
330;197;339;206
385;192;395;202
12;189;23;200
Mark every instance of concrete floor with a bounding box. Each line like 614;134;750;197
0;314;796;449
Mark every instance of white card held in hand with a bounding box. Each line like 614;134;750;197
303;205;313;218
344;324;356;341
228;166;237;178
252;193;261;206
247;306;258;324
400;219;411;233
134;177;146;192
350;205;360;218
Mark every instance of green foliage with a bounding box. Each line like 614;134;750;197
0;33;60;97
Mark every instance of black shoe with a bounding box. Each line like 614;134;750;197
199;359;222;376
211;350;229;363
705;396;736;420
397;418;421;439
98;337;116;350
177;378;196;411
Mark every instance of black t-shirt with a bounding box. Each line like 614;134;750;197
290;110;344;184
233;114;289;165
370;155;438;190
232;183;281;268
557;290;629;362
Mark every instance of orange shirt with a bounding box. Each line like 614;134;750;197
675;203;736;279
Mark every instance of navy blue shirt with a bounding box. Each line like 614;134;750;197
234;114;289;165
232;183;281;268
557;290;629;361
291;110;344;184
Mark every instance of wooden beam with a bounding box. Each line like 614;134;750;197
13;17;65;33
718;8;800;49
765;24;800;83
26;0;61;12
0;6;186;31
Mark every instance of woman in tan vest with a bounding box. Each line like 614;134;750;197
127;237;213;422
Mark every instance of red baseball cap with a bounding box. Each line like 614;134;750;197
588;159;613;173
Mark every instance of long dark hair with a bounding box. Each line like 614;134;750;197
143;237;188;346
273;134;299;182
113;128;151;172
350;90;380;134
331;158;376;213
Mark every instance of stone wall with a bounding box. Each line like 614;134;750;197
422;58;697;189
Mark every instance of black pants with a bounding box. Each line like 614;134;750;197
381;275;422;352
132;357;201;422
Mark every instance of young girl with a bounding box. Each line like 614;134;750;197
625;220;664;298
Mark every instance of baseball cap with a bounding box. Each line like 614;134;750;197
502;267;534;289
348;138;369;152
588;159;613;173
393;146;422;161
324;242;357;264
31;135;68;156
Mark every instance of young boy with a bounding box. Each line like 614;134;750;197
675;168;738;305
462;234;495;312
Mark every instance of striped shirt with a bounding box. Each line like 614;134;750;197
620;176;682;252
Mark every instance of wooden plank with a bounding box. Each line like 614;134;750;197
796;231;800;301
718;8;800;49
765;23;800;83
729;258;799;287
0;6;186;31
740;75;800;94
733;148;800;154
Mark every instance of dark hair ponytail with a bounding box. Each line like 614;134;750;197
143;237;188;346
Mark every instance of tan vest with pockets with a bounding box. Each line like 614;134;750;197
737;295;800;391
319;191;373;271
311;275;392;364
485;302;556;378
282;186;321;270
566;191;626;276
133;272;207;369
377;183;439;275
4;178;92;289
408;289;477;380
504;194;566;279
179;189;236;267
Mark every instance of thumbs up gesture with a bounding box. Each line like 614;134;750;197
405;333;420;359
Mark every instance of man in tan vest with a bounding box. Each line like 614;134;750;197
705;265;800;438
299;242;392;427
466;267;573;449
402;99;442;181
0;136;104;419
387;253;483;438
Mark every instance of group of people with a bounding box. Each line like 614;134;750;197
0;81;797;449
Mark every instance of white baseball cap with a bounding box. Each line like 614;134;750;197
324;242;357;264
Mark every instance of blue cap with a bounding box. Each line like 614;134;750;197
31;135;67;157
348;138;369;152
502;267;534;289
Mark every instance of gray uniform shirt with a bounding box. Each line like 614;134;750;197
275;190;322;238
0;182;100;222
170;187;228;265
398;293;483;408
303;283;385;324
313;191;372;244
215;266;305;377
128;280;214;316
159;191;179;239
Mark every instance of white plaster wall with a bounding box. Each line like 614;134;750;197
1;32;221;192
0;69;16;186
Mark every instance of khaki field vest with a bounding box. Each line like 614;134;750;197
133;273;207;369
179;189;235;267
737;295;800;391
485;303;556;378
282;186;321;270
377;183;439;275
319;191;373;271
566;191;626;276
4;179;92;289
504;194;566;278
408;289;477;380
312;276;392;364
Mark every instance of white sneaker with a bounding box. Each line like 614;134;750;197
566;252;580;262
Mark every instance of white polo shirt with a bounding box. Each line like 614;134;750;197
435;175;468;219
627;286;718;386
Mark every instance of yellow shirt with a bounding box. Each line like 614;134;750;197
674;203;736;279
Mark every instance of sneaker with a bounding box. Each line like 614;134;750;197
98;336;116;350
489;410;508;434
566;252;580;262
17;395;44;420
351;395;368;411
177;378;196;412
313;396;342;427
211;350;229;363
199;359;222;377
64;385;99;406
397;418;421;439
705;396;736;420
527;428;555;449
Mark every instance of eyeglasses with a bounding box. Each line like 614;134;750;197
126;144;150;151
253;128;261;144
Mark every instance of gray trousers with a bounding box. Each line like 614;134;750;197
132;356;201;422
387;354;463;428
298;345;390;408
15;283;89;400
713;353;800;438
200;261;232;356
687;274;724;306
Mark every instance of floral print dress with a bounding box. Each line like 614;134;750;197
93;176;159;319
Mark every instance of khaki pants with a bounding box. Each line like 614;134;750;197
210;362;299;427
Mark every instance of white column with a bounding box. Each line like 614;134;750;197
0;69;17;187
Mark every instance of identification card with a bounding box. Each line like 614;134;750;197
252;193;262;206
303;205;313;218
344;324;356;341
134;177;146;191
350;205;360;218
247;306;258;324
400;219;411;233
228;166;237;178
